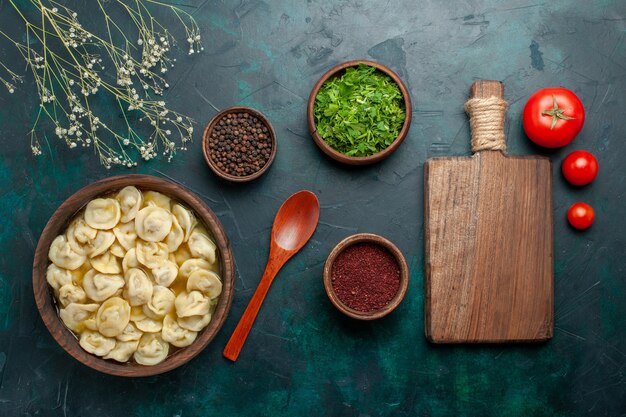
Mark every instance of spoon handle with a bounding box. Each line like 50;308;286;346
223;257;284;362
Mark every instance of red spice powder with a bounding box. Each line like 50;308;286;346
331;243;401;312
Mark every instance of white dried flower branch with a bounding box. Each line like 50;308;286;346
0;0;201;168
0;62;23;94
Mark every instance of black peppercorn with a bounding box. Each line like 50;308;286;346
207;111;273;177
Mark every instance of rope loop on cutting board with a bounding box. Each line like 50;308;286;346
465;97;508;152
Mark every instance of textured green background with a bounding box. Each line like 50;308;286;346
0;0;624;416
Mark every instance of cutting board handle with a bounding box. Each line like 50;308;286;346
466;80;508;153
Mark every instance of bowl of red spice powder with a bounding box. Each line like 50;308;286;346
323;233;409;320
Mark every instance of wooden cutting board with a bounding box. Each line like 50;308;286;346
424;80;553;343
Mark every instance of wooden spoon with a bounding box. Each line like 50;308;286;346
223;190;320;361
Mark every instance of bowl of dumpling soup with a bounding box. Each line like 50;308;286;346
32;175;235;377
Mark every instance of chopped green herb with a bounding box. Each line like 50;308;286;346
313;64;406;157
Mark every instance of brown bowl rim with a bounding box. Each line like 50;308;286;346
32;174;236;377
307;60;413;166
202;106;277;182
323;233;409;320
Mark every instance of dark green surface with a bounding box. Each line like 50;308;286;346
0;1;625;416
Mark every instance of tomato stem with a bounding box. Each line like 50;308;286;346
541;95;575;129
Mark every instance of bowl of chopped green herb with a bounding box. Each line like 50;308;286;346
307;60;412;165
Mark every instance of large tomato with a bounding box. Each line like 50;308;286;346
523;88;585;148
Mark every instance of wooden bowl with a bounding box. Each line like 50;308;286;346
323;233;409;320
202;106;277;182
32;175;236;377
307;60;412;166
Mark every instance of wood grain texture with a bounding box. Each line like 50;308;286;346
223;190;320;361
32;175;236;377
424;80;553;343
323;233;409;320
307;60;412;165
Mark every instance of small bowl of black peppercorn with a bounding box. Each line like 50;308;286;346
202;106;277;182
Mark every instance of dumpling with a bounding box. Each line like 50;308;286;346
187;229;217;264
151;261;178;287
142;191;171;210
84;316;98;331
173;244;192;266
88;230;116;258
90;251;122;274
96;297;130;337
168;253;177;265
178;258;213;280
134;316;163;333
84;198;121;230
143;191;172;211
162;315;197;348
144;286;175;319
135;206;172;242
109;241;126;258
165;215;184;252
123;268;153;306
66;217;98;256
46;264;73;292
116;186;143;223
70;259;91;286
49;235;86;270
116;322;143;342
175;291;211;318
79;330;116;356
122;248;140;272
187;270;222;299
113;221;137;251
136;241;169;269
103;340;140;362
133;333;169;366
130;305;146;322
82;269;125;302
172;204;196;242
58;284;87;307
66;219;115;258
178;313;212;332
59;303;99;332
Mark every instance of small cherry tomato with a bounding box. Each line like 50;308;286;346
523;88;585;148
567;202;595;230
562;150;598;186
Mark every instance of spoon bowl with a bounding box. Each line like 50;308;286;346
223;190;320;361
273;191;320;251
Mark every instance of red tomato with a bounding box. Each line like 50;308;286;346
523;88;585;148
567;202;595;230
562;150;598;186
